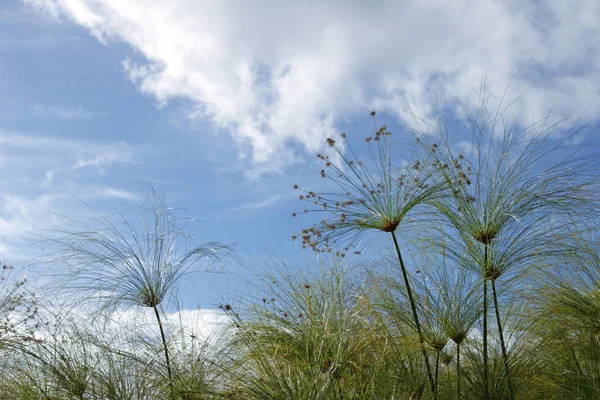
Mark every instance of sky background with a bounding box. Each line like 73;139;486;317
1;0;600;311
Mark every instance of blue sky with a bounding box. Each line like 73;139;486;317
1;0;599;307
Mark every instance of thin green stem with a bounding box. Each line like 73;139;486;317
153;304;173;399
491;279;514;399
390;231;436;398
483;245;489;400
564;335;582;377
435;351;440;397
456;342;461;400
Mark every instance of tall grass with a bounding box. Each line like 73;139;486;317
219;258;377;398
1;87;598;400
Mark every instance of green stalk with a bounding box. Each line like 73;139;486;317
435;351;440;398
153;304;174;399
483;244;489;400
391;231;436;398
456;342;461;400
564;335;582;378
491;279;514;399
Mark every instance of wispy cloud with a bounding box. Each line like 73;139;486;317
1;132;137;185
1;131;88;151
32;103;107;120
0;187;139;263
227;194;286;213
0;129;143;262
0;193;67;256
69;141;135;172
96;187;138;200
208;193;288;221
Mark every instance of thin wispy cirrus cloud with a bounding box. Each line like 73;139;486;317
33;103;108;120
0;130;140;260
69;141;134;172
225;194;286;214
1;132;136;185
32;103;107;120
24;0;600;176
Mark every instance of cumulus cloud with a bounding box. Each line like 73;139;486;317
21;305;229;356
25;0;600;173
110;308;228;344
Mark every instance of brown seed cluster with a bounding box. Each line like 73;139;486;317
140;290;160;307
292;123;437;255
484;266;502;281
380;218;401;233
364;124;391;143
474;228;497;245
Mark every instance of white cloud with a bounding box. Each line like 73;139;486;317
42;170;55;187
33;103;106;120
89;307;229;346
25;0;600;175
69;141;135;172
97;187;137;200
0;193;66;257
17;305;229;357
0;131;141;262
226;194;286;213
0;188;136;261
1;132;136;181
1;131;90;151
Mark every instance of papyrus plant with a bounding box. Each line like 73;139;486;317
293;117;448;397
42;187;226;398
415;86;599;399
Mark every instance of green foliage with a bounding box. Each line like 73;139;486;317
220;259;382;399
2;87;599;399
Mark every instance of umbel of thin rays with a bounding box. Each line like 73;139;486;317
293;116;449;398
415;250;482;399
377;243;482;398
41;187;227;398
411;85;600;399
42;188;226;311
377;263;449;398
293;121;446;255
